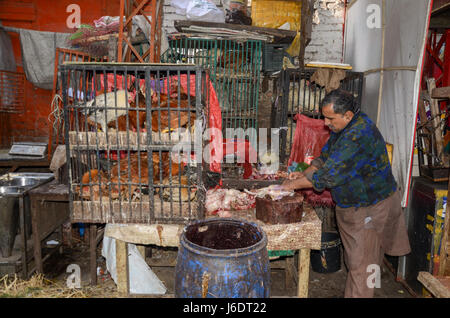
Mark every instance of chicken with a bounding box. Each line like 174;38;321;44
79;169;109;200
78;151;182;201
106;90;196;132
107;91;147;132
218;50;248;69
85;90;129;132
150;95;196;132
158;175;197;202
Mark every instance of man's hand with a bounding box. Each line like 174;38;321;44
288;171;304;180
281;178;302;191
281;174;313;191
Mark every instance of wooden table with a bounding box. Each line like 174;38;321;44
29;181;103;285
0;151;50;173
105;205;322;297
28;180;70;275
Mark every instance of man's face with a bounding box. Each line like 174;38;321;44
322;103;353;133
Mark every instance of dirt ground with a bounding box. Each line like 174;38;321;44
37;238;413;299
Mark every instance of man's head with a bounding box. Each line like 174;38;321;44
320;89;359;133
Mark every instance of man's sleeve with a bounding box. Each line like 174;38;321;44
307;138;363;191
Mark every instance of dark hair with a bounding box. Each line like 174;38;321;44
320;89;360;115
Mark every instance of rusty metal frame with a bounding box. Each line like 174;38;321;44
117;0;162;63
48;48;105;160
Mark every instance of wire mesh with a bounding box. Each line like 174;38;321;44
161;38;262;138
61;63;208;224
0;70;25;114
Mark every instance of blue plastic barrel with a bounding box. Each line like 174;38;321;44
175;218;270;298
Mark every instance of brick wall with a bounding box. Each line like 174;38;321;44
304;0;345;63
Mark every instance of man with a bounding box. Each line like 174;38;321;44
282;89;411;298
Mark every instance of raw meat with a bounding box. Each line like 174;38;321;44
205;188;256;215
245;185;295;201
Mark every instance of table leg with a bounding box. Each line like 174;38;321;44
285;255;295;290
19;197;28;279
116;239;129;295
90;224;97;286
297;248;311;298
31;198;43;274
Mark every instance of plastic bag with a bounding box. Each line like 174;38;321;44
186;0;225;23
102;235;167;294
288;114;335;208
171;0;191;15
288;114;330;167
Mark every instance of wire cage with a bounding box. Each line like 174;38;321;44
61;63;210;224
161;37;262;137
275;67;364;164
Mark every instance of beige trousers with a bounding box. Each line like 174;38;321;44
335;190;411;298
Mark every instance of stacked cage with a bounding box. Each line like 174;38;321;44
62;63;209;224
276;67;364;163
161;38;262;139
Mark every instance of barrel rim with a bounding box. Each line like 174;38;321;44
180;217;268;257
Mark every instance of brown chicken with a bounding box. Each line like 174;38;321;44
107;91;147;131
218;50;247;69
79;151;182;201
151;98;196;132
106;90;196;132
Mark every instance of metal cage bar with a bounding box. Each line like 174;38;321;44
277;67;364;164
160;38;262;136
62;63;207;224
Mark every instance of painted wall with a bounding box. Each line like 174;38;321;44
0;0;120;147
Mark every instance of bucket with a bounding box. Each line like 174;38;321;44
310;232;341;273
175;218;270;298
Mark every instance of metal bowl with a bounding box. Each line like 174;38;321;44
0;186;23;195
10;177;40;187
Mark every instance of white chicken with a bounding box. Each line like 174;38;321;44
85;89;129;132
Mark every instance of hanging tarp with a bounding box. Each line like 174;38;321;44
343;0;432;207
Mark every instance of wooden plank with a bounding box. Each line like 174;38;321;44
297;248;310;298
174;20;298;43
31;197;43;274
116;239;129;295
417;272;450;298
72;200;200;224
439;178;450;276
431;86;450;99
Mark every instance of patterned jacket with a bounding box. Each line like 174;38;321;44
305;112;397;208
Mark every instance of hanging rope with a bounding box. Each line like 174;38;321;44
48;93;64;136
